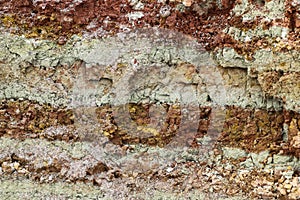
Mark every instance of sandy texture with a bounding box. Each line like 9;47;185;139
1;0;300;199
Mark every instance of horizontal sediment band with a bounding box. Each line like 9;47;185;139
1;99;300;158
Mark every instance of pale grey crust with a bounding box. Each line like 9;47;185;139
0;177;250;200
1;0;300;198
0;135;299;199
1;28;294;111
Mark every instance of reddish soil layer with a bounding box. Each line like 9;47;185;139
0;100;74;141
95;103;211;147
220;106;300;158
0;0;299;53
1;100;300;158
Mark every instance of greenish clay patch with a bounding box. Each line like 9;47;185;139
0;176;251;200
0;29;215;108
0;178;104;200
225;26;289;42
215;47;300;73
0;82;69;107
0;33;78;67
231;0;286;20
222;147;248;160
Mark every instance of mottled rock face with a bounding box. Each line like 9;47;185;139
1;0;300;199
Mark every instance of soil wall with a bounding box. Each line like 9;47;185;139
0;0;300;199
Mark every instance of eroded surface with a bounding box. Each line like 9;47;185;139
1;0;300;199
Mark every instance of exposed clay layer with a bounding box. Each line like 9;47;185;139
0;0;299;53
0;99;300;199
1;99;300;159
3;27;300;112
0;99;74;141
1;0;300;198
0;99;210;146
94;103;211;147
0;176;250;200
0;0;234;48
220;106;300;157
0;136;299;199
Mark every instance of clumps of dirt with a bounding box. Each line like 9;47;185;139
0;99;75;141
220;106;284;153
0;0;131;43
95;103;212;147
0;0;299;56
286;0;300;37
280;110;300;157
257;71;283;97
1;99;299;158
0;0;235;49
97;104;300;157
220;106;300;158
132;0;236;50
0;145;111;185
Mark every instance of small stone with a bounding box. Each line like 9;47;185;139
262;185;273;195
13;162;20;170
251;180;259;187
283;183;293;190
166;167;173;173
295;18;300;28
183;0;192;7
273;155;292;164
57;36;67;45
289;190;300;200
132;172;138;178
250;151;269;168
288;188;300;199
264;168;273;175
278;187;287;196
283;170;294;180
291;177;299;187
222;147;247;160
159;5;171;18
278;178;285;184
129;0;138;6
256;187;265;195
291;135;300;148
1;162;12;173
197;169;202;176
18;168;28;174
133;2;144;10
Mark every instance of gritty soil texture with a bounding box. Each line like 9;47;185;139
1;136;299;199
1;0;300;199
220;106;300;158
0;0;299;54
2;99;300;159
220;106;285;154
95;103;211;148
0;99;74;141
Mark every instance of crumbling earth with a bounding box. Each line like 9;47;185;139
1;0;300;199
